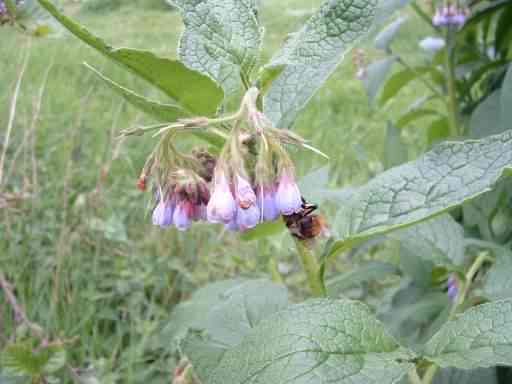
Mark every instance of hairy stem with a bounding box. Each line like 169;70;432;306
444;27;460;137
294;239;326;297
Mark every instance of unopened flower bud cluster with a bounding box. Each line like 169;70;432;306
433;3;469;27
144;88;306;233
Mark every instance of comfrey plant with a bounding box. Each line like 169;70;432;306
23;0;512;383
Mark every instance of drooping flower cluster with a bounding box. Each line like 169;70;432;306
433;3;469;27
140;87;308;233
152;171;210;231
447;274;458;301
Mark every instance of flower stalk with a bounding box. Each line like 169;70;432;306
294;239;326;297
420;252;490;384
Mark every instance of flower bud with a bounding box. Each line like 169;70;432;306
173;200;193;231
256;185;279;222
206;171;236;224
447;274;458;301
275;169;302;215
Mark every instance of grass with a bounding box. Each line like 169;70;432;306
0;1;432;382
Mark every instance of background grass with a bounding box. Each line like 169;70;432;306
0;1;431;382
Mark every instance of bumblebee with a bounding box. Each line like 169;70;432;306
283;198;328;240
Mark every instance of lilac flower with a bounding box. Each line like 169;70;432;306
275;169;302;215
173;200;193;231
447;274;458;301
452;11;466;26
152;197;174;228
433;5;467;27
432;8;448;26
207;171;236;224
236;205;260;231
256;185;279;222
235;175;256;209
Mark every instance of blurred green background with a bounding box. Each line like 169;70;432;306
0;1;431;382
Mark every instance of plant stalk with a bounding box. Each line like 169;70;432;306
294;239;326;297
444;27;460;137
421;252;489;384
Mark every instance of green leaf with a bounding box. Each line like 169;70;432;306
427;117;449;145
171;0;262;94
396;108;439;129
462;0;511;31
299;166;355;205
162;279;287;346
379;282;449;346
392;214;465;266
363;57;397;106
433;368;498;384
37;0;223;116
379;66;431;106
87;64;185;123
326;261;399;296
239;219;286;241
424;299;512;369
190;299;415;384
383;122;407;169
483;246;512;301
470;90;503;139
2;343;63;377
179;279;289;382
374;16;406;51
263;0;378;128
501;64;512;131
331;130;512;257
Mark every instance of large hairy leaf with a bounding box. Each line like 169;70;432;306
424;299;512;369
185;299;415;384
501;64;512;130
391;214;465;266
483;246;512;300
37;0;223;116
174;279;289;382
331;130;512;257
171;0;262;94
262;0;378;128
162;279;288;347
433;368;498;384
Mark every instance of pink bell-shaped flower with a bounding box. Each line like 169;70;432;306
206;171;236;224
275;169;302;215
